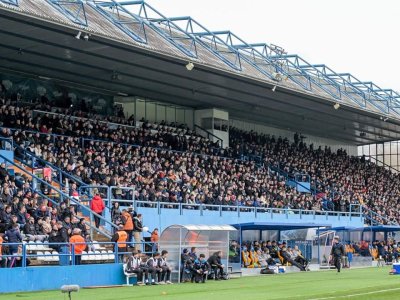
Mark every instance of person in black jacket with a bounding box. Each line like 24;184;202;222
280;247;306;271
5;224;22;255
180;248;193;282
192;254;210;283
133;214;143;251
24;217;46;242
207;251;224;280
330;236;346;273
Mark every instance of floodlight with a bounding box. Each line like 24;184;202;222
333;103;340;110
75;31;82;39
186;62;194;71
272;85;277;92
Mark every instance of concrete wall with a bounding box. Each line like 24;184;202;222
0;263;131;293
194;108;229;148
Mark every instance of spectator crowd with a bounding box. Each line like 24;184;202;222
1;94;400;228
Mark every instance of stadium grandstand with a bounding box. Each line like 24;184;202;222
1;0;400;297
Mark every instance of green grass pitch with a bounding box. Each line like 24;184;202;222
1;267;399;300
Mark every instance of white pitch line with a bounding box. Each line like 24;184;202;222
309;287;400;300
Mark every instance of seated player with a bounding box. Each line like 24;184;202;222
292;245;309;269
192;254;209;283
158;250;173;284
126;250;146;286
147;252;162;285
281;246;306;271
241;246;252;268
207;251;225;280
249;248;262;268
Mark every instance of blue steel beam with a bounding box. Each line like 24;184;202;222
89;0;147;43
232;42;312;91
46;0;88;27
0;0;18;6
269;54;343;101
330;73;392;114
168;17;242;71
113;1;198;58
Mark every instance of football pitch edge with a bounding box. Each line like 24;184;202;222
0;267;399;300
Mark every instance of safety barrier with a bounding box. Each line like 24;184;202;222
0;241;156;268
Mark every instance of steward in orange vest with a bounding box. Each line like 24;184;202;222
111;225;128;263
69;228;86;265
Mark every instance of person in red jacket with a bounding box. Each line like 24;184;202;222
90;193;105;229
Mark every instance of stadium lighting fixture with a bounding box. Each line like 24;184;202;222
384;117;389;122
186;62;194;71
75;31;82;39
83;34;89;41
272;85;277;92
333;103;340;110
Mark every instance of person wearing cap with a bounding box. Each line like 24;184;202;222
111;224;128;263
330;236;346;273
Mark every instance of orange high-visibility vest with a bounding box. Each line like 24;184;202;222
69;235;86;254
117;230;128;248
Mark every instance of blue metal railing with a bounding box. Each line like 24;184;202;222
0;0;19;6
134;200;363;221
0;154;118;238
12;141;86;187
0;241;155;268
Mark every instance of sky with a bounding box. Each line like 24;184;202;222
141;0;400;92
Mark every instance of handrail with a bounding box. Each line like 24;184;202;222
0;154;118;237
267;163;316;195
194;124;224;148
362;205;398;226
359;155;399;174
1;241;156;267
12;141;86;187
0;136;13;150
134;200;363;218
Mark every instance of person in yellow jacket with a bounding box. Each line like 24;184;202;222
111;225;128;263
241;246;252;268
249;248;262;268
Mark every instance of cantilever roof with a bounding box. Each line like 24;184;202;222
2;0;400;144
